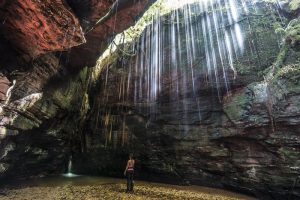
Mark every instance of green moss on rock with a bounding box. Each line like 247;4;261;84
51;67;91;111
279;147;300;161
223;89;250;124
285;17;300;47
289;0;300;11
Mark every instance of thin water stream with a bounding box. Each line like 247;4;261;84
93;0;285;141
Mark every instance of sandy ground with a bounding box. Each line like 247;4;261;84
0;182;256;200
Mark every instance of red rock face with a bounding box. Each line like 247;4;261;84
68;0;150;68
0;0;154;100
86;0;114;22
66;0;113;24
0;0;157;182
1;0;151;67
104;1;147;33
3;0;85;58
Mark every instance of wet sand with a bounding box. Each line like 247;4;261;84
0;176;256;200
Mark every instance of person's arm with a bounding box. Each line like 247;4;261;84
124;160;129;175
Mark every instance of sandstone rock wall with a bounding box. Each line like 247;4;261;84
0;0;153;180
0;1;299;200
75;1;300;199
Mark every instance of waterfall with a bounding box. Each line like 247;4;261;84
63;156;79;177
94;0;285;140
123;0;252;123
68;158;72;174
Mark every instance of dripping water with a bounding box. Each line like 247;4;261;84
94;0;285;142
62;156;79;178
68;158;72;173
128;0;250;123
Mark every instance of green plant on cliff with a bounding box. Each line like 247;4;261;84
271;64;300;84
263;15;300;83
289;0;300;11
92;0;179;83
267;63;300;104
274;21;286;35
285;17;300;47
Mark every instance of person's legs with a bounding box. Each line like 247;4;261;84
129;171;134;191
126;172;130;192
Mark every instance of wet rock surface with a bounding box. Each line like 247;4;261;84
67;0;154;69
0;0;154;180
71;2;300;199
0;74;10;103
1;0;85;58
0;1;299;200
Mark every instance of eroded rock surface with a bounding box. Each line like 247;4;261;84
68;2;300;199
2;0;85;58
0;0;154;180
0;74;10;103
0;1;299;200
68;0;152;69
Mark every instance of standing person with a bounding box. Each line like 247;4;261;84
124;153;135;193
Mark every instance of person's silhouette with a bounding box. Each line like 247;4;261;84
124;153;135;192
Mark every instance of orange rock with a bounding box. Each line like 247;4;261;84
3;0;86;58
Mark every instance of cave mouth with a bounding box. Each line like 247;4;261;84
0;0;300;199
